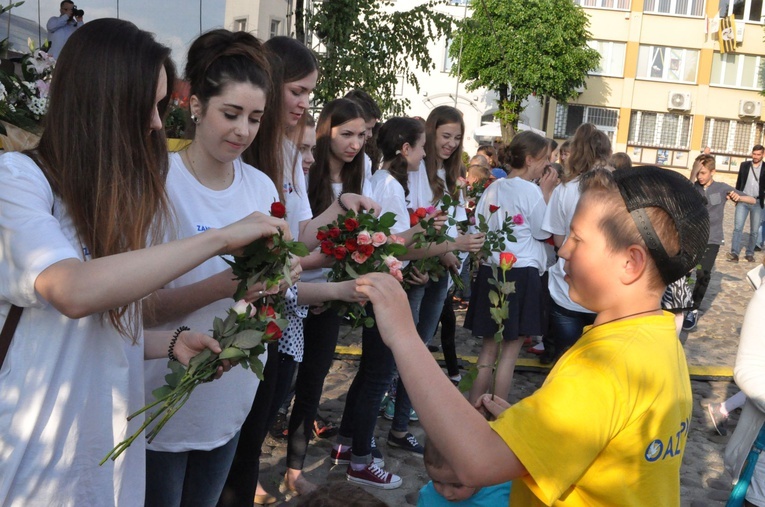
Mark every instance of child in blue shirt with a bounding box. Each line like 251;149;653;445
418;439;511;506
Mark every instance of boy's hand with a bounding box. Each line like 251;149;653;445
728;190;741;203
356;273;418;348
475;393;511;420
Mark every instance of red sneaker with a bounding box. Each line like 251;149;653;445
346;463;402;489
330;447;351;465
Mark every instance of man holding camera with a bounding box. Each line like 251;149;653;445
46;0;84;59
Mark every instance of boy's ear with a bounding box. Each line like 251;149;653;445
621;244;649;285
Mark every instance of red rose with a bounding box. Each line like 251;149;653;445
410;213;419;227
334;246;348;260
345;238;358;251
270;201;286;218
264;321;283;341
344;218;360;232
259;305;276;319
414;207;427;219
328;228;341;239
489;204;500;213
499;252;517;270
358;244;374;256
317;229;328;241
320;240;334;255
467;200;475;209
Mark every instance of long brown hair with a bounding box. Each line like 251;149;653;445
242;36;318;202
424;105;464;203
563;123;612;183
35;18;175;339
308;99;365;215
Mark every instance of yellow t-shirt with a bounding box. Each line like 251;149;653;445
489;312;691;506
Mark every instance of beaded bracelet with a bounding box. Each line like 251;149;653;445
337;192;349;212
169;325;190;362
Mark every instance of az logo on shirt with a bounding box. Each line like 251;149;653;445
644;417;690;462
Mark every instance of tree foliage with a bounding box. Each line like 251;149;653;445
310;0;453;116
450;0;599;137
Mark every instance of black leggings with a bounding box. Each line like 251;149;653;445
691;244;719;310
286;310;341;470
439;296;459;377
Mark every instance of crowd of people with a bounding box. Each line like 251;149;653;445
2;17;765;507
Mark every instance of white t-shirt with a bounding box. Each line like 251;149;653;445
0;152;145;506
364;153;373;182
283;140;313;241
542;178;593;313
475;177;549;272
143;153;278;452
370;170;411;237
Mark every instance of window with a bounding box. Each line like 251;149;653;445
637;45;699;83
587;40;626;77
710;53;764;90
443;38;454;73
720;0;764;23
574;0;631;9
554;104;619;141
269;19;281;39
628;111;691;148
702;118;764;154
644;0;705;16
233;17;247;32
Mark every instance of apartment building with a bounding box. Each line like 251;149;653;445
554;0;765;172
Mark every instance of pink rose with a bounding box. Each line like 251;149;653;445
469;215;476;225
371;231;387;247
425;206;437;215
357;230;373;245
390;268;404;282
232;299;256;318
384;255;403;272
513;214;524;225
388;234;406;245
351;251;370;264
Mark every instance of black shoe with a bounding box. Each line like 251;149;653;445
727;253;739;263
269;412;289;440
746;254;757;262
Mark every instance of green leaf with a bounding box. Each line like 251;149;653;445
187;349;212;375
457;365;478;393
250;357;265;380
152;385;173;400
289;241;310;257
387;244;408;256
364;316;375;328
230;329;264;349
219;347;248;360
488;290;500;306
377;212;397;229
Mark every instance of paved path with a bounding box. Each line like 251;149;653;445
259;198;757;506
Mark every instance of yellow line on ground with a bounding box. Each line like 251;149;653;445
333;346;733;381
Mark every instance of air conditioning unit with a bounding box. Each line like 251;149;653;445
667;91;691;111
739;99;762;117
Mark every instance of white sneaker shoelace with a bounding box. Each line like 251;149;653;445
368;463;389;481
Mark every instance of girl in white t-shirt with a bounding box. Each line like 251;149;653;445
141;30;305;506
465;131;558;404
540;123;611;365
0;20;288;507
222;39;378;504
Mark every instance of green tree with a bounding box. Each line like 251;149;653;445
451;0;599;139
310;0;453;115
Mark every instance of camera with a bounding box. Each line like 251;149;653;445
72;5;84;17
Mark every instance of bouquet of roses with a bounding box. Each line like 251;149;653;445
403;204;453;289
317;209;407;328
101;202;307;463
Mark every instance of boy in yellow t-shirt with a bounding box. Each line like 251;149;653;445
356;166;710;506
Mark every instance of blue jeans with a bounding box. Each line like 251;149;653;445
392;276;449;432
145;432;240;507
337;305;396;464
549;301;596;351
732;201;762;257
